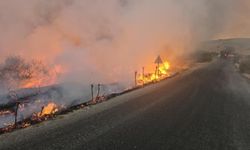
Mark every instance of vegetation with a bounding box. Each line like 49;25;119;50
239;55;250;74
194;51;218;63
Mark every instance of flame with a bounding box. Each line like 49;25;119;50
22;79;43;89
137;60;171;85
37;102;58;117
159;61;170;75
21;65;64;88
1;102;60;133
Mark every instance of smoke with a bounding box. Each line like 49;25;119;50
0;0;250;86
1;0;250;127
178;0;250;40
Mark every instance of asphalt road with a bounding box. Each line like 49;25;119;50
1;59;250;150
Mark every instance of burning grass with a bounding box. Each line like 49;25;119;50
136;60;171;85
0;55;183;135
0;98;106;134
0;102;63;134
37;103;59;117
0;74;181;134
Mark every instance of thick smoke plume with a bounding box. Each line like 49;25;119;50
0;0;250;86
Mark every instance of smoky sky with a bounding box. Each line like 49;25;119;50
0;0;249;85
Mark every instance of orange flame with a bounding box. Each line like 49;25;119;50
137;61;171;85
21;65;64;88
37;103;58;117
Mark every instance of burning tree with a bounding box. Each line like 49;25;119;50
0;56;60;93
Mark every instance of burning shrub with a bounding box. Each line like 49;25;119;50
37;102;59;118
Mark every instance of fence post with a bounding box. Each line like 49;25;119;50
91;84;94;101
135;71;138;87
155;66;158;82
142;67;145;86
14;102;20;128
96;84;101;100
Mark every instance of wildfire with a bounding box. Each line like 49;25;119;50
0;55;173;134
137;60;171;85
0;102;60;134
22;65;64;89
159;61;170;75
37;102;59;117
22;79;43;89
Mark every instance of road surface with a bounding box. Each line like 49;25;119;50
1;59;250;150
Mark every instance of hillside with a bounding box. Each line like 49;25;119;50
198;38;250;55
